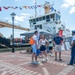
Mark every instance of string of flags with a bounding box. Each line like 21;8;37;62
0;5;43;11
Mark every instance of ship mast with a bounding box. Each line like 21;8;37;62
35;0;37;17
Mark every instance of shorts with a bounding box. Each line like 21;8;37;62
40;45;46;51
31;44;37;53
49;47;53;50
54;45;61;52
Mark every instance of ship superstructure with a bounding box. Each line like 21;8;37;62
20;1;71;38
29;1;71;37
29;12;61;35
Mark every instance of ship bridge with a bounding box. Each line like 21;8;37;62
29;11;61;34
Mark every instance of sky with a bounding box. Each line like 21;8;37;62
0;0;75;38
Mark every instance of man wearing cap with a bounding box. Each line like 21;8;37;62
53;33;63;61
68;31;75;65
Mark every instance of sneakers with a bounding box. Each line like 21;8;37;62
39;55;42;58
42;58;49;62
55;59;57;61
42;58;45;62
34;61;40;65
31;61;35;64
55;58;62;61
59;59;62;61
67;63;73;65
31;61;40;65
50;54;54;57
46;58;49;61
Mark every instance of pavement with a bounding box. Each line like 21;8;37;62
0;50;75;75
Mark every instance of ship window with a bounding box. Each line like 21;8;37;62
29;20;32;23
50;14;54;18
39;17;42;21
32;19;36;24
46;15;49;19
33;19;36;23
33;22;36;24
35;25;42;29
36;18;39;21
35;26;37;29
46;15;50;22
46;19;50;22
43;16;45;20
40;25;42;29
56;14;60;21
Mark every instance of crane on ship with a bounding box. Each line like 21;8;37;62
0;21;30;31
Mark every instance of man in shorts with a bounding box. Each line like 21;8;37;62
31;30;39;64
53;33;63;61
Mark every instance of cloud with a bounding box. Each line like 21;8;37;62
63;0;75;6
69;7;75;14
20;13;31;16
61;0;75;14
15;16;25;22
5;17;18;24
15;13;31;22
4;13;31;24
61;3;70;9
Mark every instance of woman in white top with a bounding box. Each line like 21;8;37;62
39;35;49;61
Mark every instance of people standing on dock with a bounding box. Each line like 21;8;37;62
48;35;54;57
67;31;75;65
31;30;39;64
53;33;63;61
39;35;49;62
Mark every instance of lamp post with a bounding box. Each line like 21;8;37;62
10;12;16;53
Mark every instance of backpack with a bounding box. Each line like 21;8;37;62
29;37;35;45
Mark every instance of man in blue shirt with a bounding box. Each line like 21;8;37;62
53;33;63;61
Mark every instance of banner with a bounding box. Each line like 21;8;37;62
0;5;55;11
0;5;43;11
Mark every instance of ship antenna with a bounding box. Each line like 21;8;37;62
35;0;37;17
50;1;54;9
53;1;54;5
52;1;54;6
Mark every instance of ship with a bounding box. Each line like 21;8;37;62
20;1;71;39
